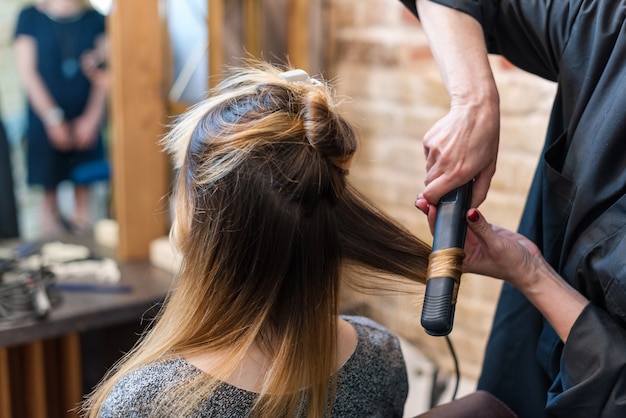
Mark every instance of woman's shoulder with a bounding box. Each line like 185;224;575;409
100;358;200;416
334;316;408;415
342;315;399;343
340;315;404;364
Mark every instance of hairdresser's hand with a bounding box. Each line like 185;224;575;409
415;0;500;209
421;98;499;209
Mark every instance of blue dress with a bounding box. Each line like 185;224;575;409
14;6;106;188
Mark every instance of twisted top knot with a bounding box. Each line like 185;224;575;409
302;88;356;173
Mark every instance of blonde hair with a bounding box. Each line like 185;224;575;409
82;61;430;417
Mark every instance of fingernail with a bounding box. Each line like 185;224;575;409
467;209;479;223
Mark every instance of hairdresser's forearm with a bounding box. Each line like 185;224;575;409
415;0;497;105
516;258;589;343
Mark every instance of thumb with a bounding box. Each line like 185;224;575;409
466;208;492;243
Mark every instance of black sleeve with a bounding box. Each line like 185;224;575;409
397;0;586;81
14;7;36;39
546;304;626;417
399;0;419;16
552;196;626;417
399;0;489;26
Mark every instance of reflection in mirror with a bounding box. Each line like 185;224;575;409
165;0;327;113
166;0;208;107
0;0;328;242
0;0;110;241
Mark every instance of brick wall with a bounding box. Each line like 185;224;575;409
329;0;557;381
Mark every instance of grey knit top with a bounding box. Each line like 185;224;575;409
99;316;408;417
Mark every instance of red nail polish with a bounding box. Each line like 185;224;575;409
467;210;479;222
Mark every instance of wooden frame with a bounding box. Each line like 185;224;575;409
0;335;81;418
208;0;225;89
108;0;169;260
287;0;310;70
0;349;10;418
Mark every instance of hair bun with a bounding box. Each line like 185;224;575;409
302;89;357;171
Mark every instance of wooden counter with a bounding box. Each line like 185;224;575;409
0;238;174;418
0;259;173;348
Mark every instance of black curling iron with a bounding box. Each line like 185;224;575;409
421;182;472;336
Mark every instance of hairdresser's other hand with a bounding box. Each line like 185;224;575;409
46;121;74;152
462;208;542;289
462;208;589;342
415;201;539;288
72;113;100;150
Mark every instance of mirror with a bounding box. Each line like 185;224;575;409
0;0;328;245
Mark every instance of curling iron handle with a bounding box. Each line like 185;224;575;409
420;182;472;336
421;277;457;336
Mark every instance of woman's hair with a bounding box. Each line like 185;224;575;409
82;61;430;417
